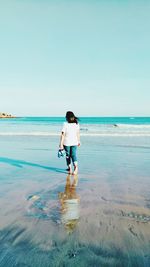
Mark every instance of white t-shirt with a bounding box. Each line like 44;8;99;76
62;122;80;146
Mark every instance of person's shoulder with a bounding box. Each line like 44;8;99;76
63;121;69;126
62;121;67;131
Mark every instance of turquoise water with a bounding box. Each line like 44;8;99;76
1;116;150;124
0;119;150;266
0;117;150;136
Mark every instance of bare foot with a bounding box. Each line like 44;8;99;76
73;165;78;175
68;165;72;174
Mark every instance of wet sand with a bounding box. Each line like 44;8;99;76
0;136;150;267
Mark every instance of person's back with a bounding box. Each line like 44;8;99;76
62;122;80;146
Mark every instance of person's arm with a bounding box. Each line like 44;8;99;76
59;132;65;149
59;122;66;149
77;129;80;146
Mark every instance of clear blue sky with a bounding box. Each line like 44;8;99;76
0;0;149;116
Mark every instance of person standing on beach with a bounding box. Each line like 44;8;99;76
59;111;80;175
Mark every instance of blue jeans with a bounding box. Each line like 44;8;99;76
64;145;77;166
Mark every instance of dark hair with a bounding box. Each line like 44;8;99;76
66;111;78;124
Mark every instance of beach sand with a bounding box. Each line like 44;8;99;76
0;136;150;267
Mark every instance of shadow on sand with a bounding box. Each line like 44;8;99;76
0;157;66;173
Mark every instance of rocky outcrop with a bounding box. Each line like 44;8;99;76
0;112;16;118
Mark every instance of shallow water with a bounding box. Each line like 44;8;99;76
0;136;150;266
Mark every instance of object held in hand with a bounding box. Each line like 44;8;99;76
58;149;66;158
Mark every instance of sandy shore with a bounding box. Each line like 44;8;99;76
0;116;16;118
0;136;150;266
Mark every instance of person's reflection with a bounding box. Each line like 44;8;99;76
58;174;80;234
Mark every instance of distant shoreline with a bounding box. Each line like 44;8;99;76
0;113;16;118
0;117;16;119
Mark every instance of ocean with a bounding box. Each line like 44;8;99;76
0;117;150;266
0;117;150;136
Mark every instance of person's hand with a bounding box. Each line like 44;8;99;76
59;145;64;150
78;142;81;147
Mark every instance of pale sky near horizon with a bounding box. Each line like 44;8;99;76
0;0;150;116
